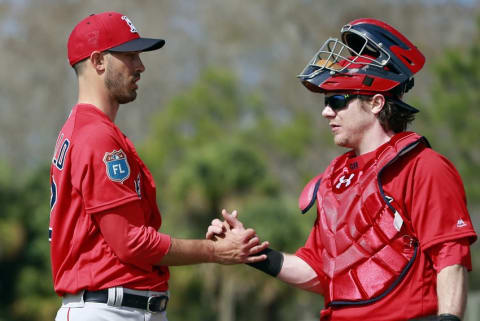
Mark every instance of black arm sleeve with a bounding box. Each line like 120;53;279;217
246;248;284;277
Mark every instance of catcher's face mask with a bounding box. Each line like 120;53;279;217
297;35;390;81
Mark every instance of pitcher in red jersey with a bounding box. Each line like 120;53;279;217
50;11;269;321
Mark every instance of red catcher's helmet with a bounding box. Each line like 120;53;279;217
298;18;425;113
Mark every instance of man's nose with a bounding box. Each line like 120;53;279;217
321;105;336;118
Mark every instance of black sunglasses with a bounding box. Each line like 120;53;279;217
324;94;360;111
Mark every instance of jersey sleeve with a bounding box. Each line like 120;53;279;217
70;125;139;214
408;150;477;251
93;201;171;271
295;219;327;281
426;238;472;272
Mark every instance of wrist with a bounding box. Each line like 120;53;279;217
207;239;217;263
246;248;284;277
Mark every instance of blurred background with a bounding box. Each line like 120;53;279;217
1;0;479;320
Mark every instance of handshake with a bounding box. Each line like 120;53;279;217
204;209;269;265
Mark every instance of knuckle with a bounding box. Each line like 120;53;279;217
245;228;255;235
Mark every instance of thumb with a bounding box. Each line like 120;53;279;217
222;209;244;230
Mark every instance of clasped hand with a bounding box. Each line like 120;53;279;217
206;209;269;265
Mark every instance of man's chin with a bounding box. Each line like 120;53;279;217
333;135;350;149
118;92;137;104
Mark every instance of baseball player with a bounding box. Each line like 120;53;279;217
208;18;477;321
50;12;268;321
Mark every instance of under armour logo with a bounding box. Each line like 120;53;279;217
336;173;355;189
121;16;138;33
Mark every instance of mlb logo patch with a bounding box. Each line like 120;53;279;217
103;149;130;183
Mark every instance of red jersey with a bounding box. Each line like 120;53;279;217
49;104;171;296
296;133;477;321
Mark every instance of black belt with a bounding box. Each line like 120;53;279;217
83;290;168;313
408;316;437;321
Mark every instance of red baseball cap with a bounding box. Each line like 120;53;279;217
67;12;165;66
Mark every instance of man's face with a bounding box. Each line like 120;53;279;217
104;51;145;104
321;93;377;151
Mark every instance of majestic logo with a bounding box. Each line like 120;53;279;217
103;149;130;183
121;16;137;33
457;219;467;228
336;173;355;190
134;173;142;198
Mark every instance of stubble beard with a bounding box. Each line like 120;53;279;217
105;67;137;105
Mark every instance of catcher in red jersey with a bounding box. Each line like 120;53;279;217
207;18;477;321
50;11;268;321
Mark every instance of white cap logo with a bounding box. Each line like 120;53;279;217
121;16;137;33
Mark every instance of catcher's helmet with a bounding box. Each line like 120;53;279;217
298;18;425;113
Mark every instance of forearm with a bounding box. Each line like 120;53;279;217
278;253;324;294
156;238;215;266
158;226;268;266
437;264;468;318
247;250;324;295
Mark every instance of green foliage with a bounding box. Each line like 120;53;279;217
0;67;320;321
7;19;480;317
0;163;59;321
417;18;480;203
415;17;480;291
141;68;320;320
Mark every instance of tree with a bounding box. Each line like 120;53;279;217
0;163;59;321
414;17;480;290
415;18;480;205
141;68;319;321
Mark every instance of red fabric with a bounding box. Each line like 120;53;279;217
427;239;472;273
94;201;171;271
301;133;421;304
68;12;140;66
50;104;170;296
299;173;323;213
296;133;477;321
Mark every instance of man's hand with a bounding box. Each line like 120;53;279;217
206;209;240;240
207;209;269;264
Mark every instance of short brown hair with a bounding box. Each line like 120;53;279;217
359;96;415;133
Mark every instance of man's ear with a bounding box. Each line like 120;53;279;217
370;94;386;115
89;51;106;73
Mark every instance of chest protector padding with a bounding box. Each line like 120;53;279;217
299;132;429;307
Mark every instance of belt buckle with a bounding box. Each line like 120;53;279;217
147;295;168;313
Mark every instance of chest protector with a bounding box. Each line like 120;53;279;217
299;132;430;307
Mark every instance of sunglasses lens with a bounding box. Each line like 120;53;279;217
325;95;348;110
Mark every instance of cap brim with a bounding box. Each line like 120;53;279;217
109;37;165;52
391;98;419;114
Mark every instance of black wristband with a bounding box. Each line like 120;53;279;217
437;314;461;321
246;248;284;277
